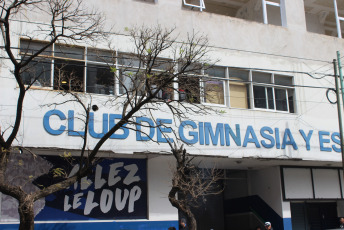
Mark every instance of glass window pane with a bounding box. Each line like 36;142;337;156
288;88;295;113
254;86;267;108
229;68;250;109
21;58;51;87
148;73;173;101
230;83;249;109
178;62;202;75
228;69;249;82
88;49;115;63
179;76;200;103
275;88;288;111
275;75;293;86
20;40;52;87
20;39;52;56
54;59;84;92
118;53;141;68
150;58;174;71
205;66;226;78
87;64;114;95
55;44;84;60
267;87;274;109
119;69;144;95
253;72;271;83
204;80;224;105
267;4;282;26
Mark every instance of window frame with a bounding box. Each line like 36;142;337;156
250;71;295;113
201;66;227;107
333;0;344;38
85;47;116;95
262;0;286;27
53;43;86;92
182;0;205;11
182;0;286;27
19;39;53;89
19;39;297;114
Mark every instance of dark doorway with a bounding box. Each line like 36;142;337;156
291;202;338;230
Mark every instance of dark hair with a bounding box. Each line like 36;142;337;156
180;218;187;224
168;227;176;230
255;226;262;230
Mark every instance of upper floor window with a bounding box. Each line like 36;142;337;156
118;53;143;95
304;0;344;38
182;0;286;27
178;64;202;104
20;40;52;87
20;39;115;95
252;71;295;113
53;44;84;92
228;69;250;109
203;66;226;105
86;49;115;95
19;39;296;114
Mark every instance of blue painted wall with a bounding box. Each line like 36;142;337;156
284;218;292;230
0;220;178;230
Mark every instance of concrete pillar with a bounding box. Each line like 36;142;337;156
282;0;307;31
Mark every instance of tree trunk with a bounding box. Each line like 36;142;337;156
18;198;35;230
168;187;197;230
184;207;197;230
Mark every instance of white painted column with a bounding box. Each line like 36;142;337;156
283;0;307;31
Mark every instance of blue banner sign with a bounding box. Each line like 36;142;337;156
34;156;147;220
43;109;341;152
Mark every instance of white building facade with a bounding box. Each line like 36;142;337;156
1;0;344;230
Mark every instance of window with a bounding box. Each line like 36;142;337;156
304;0;344;38
20;39;116;94
252;71;295;113
179;76;201;103
203;66;226;105
20;40;52;87
54;44;84;92
262;0;283;26
86;49;115;95
19;40;296;114
183;0;205;11
178;64;202;103
148;58;174;101
228;69;250;109
182;0;286;27
118;53;144;95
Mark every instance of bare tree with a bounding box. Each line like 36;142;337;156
168;144;224;230
0;1;219;229
0;1;103;229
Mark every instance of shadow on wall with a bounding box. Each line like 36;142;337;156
224;195;283;230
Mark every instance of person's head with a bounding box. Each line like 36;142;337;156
168;227;176;230
255;226;262;230
180;218;187;227
340;217;344;224
265;222;272;229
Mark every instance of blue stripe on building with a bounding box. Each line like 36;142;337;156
0;220;178;230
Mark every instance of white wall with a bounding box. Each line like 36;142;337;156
248;167;283;216
148;156;178;221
